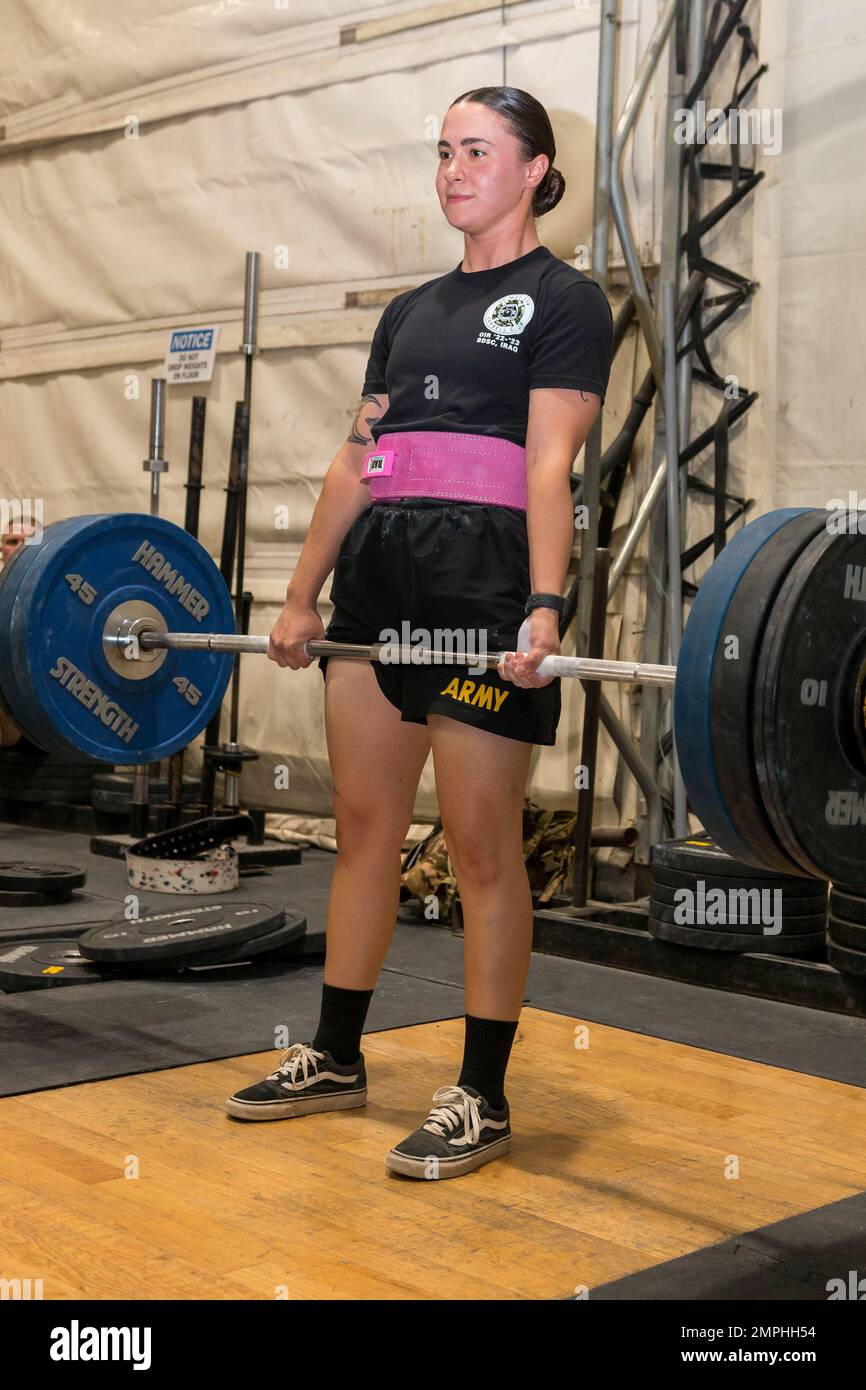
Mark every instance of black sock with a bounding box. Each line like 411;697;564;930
457;1014;518;1109
312;982;374;1064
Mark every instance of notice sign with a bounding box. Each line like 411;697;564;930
164;325;220;384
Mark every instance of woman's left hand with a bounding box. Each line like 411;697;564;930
497;609;560;689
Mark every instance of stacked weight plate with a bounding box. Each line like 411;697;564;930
91;771;200;817
0;860;87;908
0;749;100;805
828;886;866;975
674;508;866;883
78;903;308;970
0;902;324;992
649;837;828;953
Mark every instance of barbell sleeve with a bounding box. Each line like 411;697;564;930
137;631;270;654
133;630;678;686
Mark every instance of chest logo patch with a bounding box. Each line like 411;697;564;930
482;293;535;337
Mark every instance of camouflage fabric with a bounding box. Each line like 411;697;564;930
400;797;583;924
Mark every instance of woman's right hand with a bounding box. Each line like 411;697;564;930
267;597;325;669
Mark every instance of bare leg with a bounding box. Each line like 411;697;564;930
323;660;431;989
428;714;533;1018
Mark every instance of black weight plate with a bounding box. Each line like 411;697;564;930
258;928;326;963
674;510;819;870
651;837;820;881
0;779;93;794
0;939;111;992
12;796;92;808
829;889;866;925
92;792;186;809
0;751;98;768
0;886;74;907
710;510;828;873
1;787;93;804
2;794;90;808
0;861;86;891
92;793;198;808
93;773;170;791
649;917;827;954
828;941;866;977
0;764;97;779
755;526;866;882
92;773;198;796
649;896;827;933
78;901;284;965
653;872;828;906
828;916;866;951
92;793;156;807
178;912;307;970
650;867;827;898
112;911;306;972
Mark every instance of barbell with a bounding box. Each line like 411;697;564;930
121;628;678;687
0;508;863;885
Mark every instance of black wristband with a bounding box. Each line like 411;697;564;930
524;592;565;617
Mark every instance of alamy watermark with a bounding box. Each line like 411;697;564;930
377;621;490;676
674;100;782;156
670;881;783;934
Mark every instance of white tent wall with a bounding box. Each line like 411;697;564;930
747;0;866;517
3;0;849;831
0;0;651;825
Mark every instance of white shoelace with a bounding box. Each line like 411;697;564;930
421;1085;483;1145
268;1042;326;1086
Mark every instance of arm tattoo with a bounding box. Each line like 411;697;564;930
579;390;590;402
347;392;383;445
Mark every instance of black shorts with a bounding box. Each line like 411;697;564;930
319;499;561;745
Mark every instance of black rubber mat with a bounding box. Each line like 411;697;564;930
587;1189;866;1300
5;820;866;1096
524;954;866;1090
0;823;327;936
388;918;866;1090
0;955;466;1098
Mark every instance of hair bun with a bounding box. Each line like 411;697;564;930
534;166;566;217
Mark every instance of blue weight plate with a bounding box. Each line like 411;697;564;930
674;509;816;869
0;526;54;747
0;518;95;754
5;514;235;764
6;519;131;757
0;518;156;757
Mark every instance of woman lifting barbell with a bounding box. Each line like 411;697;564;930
225;86;614;1179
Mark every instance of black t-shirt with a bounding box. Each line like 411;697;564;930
361;245;613;449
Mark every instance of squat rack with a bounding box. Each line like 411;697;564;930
567;0;764;904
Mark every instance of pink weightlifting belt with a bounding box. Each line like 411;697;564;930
360;430;527;510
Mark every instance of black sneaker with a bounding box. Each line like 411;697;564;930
225;1042;367;1121
386;1084;511;1179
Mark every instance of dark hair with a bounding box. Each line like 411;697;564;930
448;85;565;217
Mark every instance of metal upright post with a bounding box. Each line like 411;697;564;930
134;377;169;836
677;0;708;475
568;0;619;899
571;549;611;906
662;280;688;834
653;7;692;842
576;0;618;659
608;0;677;858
